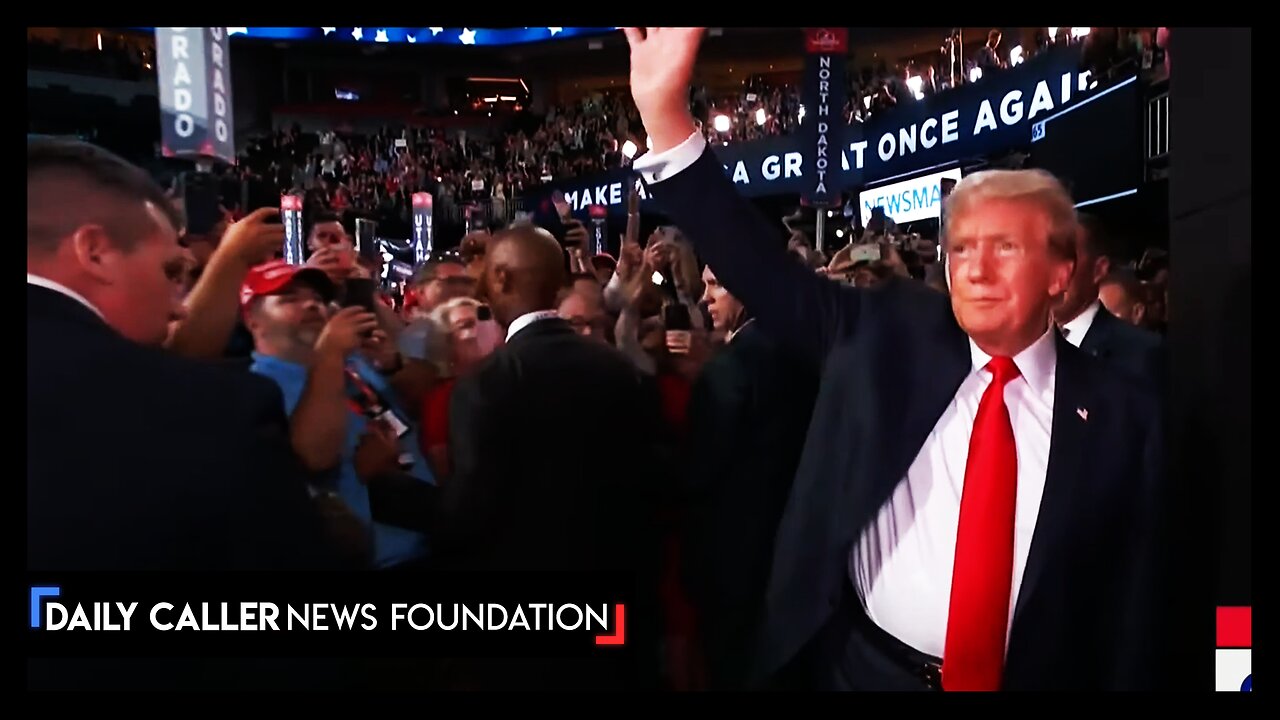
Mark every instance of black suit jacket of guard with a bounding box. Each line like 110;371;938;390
27;284;339;572
440;317;665;574
1079;303;1167;389
641;147;1176;691
438;317;667;689
681;321;820;689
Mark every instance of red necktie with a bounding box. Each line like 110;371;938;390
942;356;1020;691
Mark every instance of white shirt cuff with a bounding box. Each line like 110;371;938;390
632;131;707;185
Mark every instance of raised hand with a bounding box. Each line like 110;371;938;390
315;306;380;359
616;234;644;282
621;28;705;152
219;207;287;267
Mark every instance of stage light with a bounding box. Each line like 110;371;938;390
713;114;731;133
622;140;638;158
906;75;924;99
756;108;766;126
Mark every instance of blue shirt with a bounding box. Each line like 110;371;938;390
250;352;435;568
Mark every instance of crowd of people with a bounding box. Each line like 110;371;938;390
30;26;1166;246
30;26;1182;692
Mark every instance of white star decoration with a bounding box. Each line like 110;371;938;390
458;28;476;45
321;27;336;35
406;35;417;43
351;27;363;41
428;27;444;35
548;27;562;35
227;27;248;36
375;29;389;43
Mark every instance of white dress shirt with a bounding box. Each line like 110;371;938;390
632;131;707;186
851;327;1058;658
1059;299;1101;348
28;273;105;320
505;310;560;342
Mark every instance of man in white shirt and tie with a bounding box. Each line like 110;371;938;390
1054;213;1165;387
621;27;1174;691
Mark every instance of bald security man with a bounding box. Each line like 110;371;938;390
435;225;665;689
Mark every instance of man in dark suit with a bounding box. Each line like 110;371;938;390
623;28;1175;691
27;138;339;573
439;225;664;689
27;139;353;690
1055;214;1166;387
682;264;820;690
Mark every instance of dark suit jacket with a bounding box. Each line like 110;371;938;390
27;284;339;572
1079;304;1166;388
642;147;1176;690
682;321;820;690
440;317;666;689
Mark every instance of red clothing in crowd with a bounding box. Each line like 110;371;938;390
420;377;457;477
655;372;692;437
652;370;704;689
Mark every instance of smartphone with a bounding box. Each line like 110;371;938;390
181;172;221;235
662;302;692;331
344;278;378;313
354;218;379;262
532;198;568;244
850;244;882;263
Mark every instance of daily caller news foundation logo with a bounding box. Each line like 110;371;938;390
30;585;627;647
1216;606;1251;691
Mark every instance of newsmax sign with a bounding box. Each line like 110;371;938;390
858;168;963;226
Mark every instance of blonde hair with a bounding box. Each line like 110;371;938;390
427;296;484;372
942;169;1078;261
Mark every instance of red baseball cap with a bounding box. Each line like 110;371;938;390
240;260;336;310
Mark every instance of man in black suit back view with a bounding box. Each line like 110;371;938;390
27;138;339;573
439;225;664;689
1054;213;1165;387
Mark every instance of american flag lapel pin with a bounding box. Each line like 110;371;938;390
1076;407;1089;421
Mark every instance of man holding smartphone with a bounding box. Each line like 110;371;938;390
242;260;437;570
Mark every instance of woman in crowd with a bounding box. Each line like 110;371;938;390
419;296;499;477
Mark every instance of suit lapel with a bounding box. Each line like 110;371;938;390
1012;334;1094;627
874;313;972;516
1079;305;1115;359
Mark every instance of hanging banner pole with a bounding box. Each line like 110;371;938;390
800;27;848;210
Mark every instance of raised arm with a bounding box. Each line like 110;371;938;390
624;28;859;361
